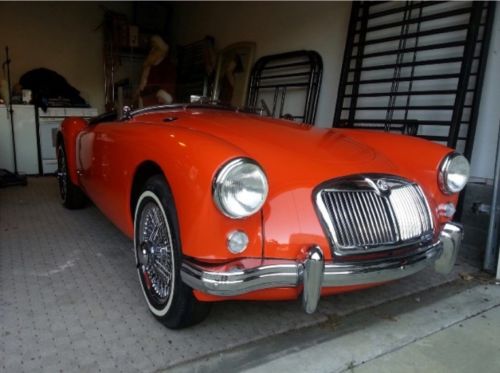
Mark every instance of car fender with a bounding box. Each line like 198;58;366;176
89;121;265;261
58;117;87;186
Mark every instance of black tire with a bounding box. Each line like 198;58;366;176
134;175;211;329
57;143;86;209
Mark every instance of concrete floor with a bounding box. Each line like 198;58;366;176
354;303;500;373
0;177;487;372
223;280;500;373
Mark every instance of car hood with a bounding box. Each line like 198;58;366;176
137;109;401;186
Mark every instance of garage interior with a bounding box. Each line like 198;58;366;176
1;1;499;372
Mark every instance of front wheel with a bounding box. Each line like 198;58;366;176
134;175;210;329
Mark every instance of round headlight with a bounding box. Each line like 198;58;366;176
439;153;470;194
213;158;268;219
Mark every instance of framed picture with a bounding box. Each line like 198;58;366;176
212;42;256;107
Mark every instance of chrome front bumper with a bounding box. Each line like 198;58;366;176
181;223;463;313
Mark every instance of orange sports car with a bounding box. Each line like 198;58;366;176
56;104;468;329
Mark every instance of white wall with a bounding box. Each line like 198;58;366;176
172;1;352;128
0;2;132;114
470;5;500;181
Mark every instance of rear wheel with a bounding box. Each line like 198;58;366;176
57;144;86;209
134;175;210;329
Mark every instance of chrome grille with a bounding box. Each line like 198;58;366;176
316;176;433;255
321;191;398;248
389;185;433;241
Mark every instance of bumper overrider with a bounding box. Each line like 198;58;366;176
181;223;463;313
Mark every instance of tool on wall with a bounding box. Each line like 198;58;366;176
0;46;27;187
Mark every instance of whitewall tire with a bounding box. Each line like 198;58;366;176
133;175;210;328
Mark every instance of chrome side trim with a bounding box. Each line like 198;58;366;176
128;103;235;118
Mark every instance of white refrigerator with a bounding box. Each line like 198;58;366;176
0;104;38;175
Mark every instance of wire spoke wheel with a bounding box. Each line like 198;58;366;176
137;201;174;305
134;175;210;328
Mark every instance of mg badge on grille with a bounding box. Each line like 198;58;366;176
376;179;391;195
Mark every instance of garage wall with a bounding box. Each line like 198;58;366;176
171;1;351;128
470;4;500;181
0;2;132;114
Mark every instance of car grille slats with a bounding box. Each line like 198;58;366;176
321;190;398;248
317;177;433;255
389;185;433;241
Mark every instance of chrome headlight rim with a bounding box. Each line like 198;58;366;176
438;152;470;194
213;157;269;219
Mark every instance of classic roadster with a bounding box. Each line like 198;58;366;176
57;104;468;329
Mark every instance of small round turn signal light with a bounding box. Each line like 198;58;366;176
438;203;456;218
227;230;249;254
